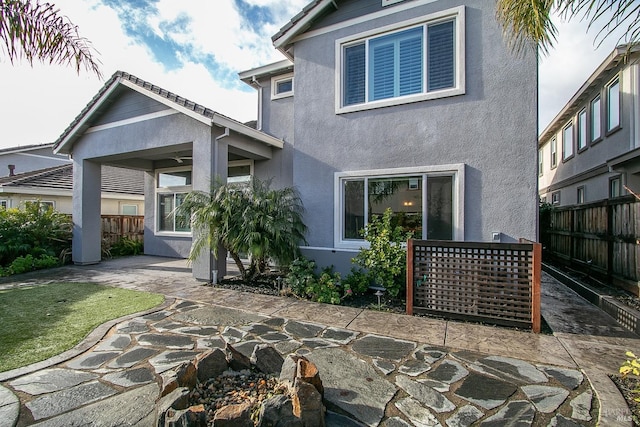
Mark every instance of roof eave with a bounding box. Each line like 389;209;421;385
238;59;294;86
272;0;337;57
212;114;284;149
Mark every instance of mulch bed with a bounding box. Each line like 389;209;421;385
609;375;640;425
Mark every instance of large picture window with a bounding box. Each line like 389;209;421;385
337;7;464;113
338;166;461;247
156;168;192;233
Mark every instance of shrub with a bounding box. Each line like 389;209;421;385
109;237;144;257
342;268;371;295
1;254;60;276
352;208;411;297
285;258;346;305
0;203;72;267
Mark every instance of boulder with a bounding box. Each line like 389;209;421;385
212;401;253;427
251;344;284;375
196;349;228;383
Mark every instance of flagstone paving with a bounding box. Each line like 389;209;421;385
0;256;638;426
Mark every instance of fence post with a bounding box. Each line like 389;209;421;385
406;239;414;316
607;200;614;278
531;242;542;333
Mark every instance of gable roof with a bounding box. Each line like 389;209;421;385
0;143;56;156
54;71;283;155
539;44;640;145
272;0;337;57
0;164;144;195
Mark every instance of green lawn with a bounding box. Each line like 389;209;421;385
0;282;164;372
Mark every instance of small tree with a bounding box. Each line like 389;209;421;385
352;208;412;297
178;178;307;280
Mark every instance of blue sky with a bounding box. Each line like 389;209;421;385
0;0;631;149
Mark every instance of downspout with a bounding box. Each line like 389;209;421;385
251;76;264;131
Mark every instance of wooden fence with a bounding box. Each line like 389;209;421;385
101;215;144;245
541;196;639;294
406;239;541;332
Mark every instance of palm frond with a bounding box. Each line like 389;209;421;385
496;0;557;56
0;0;101;77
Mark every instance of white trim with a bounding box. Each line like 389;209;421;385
0;186;143;200
271;73;294;100
16;152;70;162
291;0;441;45
155;166;192;235
382;0;406;6
211;113;284;149
335;6;465;114
239;59;293;81
85;109;179;134
333;164;465;250
273;0;336;50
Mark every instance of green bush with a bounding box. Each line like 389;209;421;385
342;268;371;295
0;203;72;268
352;208;411;298
285;258;347;305
108;237;144;257
1;254;60;276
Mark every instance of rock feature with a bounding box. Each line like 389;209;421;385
195;348;228;383
252;344;285;375
213;401;253;426
226;342;252;371
257;394;302;427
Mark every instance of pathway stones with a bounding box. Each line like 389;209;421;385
260;332;291;343
415;346;447;364
284;320;324;338
479;400;536;426
308;348;396;427
570;390;593;421
474;356;548;385
30;382;159;427
9;368;98;395
116;320;149;334
274;339;302;355
137;333;194;349
108;346;158;368
382;417;413;427
321;327;358;344
548;414;584;426
454;372;517;410
0;385;19;427
395;397;442;427
399;359;431;376
149;350;200;373
94;334;131;351
445;404;484;427
521;385;569;413
65;351;121;370
172;306;266;326
373;359;396;375
352;334;416;361
102;367;155;388
396;375;455;413
427;360;469;384
538;366;584;390
26;381;117;420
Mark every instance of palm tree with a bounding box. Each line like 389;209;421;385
178;178;308;281
496;0;639;55
0;0;101;77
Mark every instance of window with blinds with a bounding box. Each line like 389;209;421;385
340;12;459;110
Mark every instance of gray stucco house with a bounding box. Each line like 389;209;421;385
53;0;538;281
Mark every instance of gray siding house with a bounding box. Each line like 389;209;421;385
53;0;538;280
539;45;640;206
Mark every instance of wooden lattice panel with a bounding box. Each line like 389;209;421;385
408;240;540;330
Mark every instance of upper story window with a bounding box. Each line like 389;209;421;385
538;148;543;176
550;138;557;168
336;6;465;113
607;78;620;132
577;109;587;151
562;122;574;161
590;95;601;142
271;73;294;100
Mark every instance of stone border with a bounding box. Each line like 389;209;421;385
0;297;174;382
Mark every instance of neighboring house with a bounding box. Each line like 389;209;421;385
53;0;538;281
0;143;70;178
0;164;145;215
538;44;640;206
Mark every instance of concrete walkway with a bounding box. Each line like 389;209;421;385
0;256;638;426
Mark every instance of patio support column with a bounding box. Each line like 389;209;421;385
191;128;229;281
72;159;102;265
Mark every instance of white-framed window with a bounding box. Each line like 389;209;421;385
551;191;561;206
335;164;464;248
607;77;620;132
550;138;557;168
0;200;7;209
121;204;138;215
591;95;601;142
336;6;465;113
156;167;192;234
228;160;254;184
577;109;587;151
576;186;585;204
271;73;294;100
538;148;543;176
27;200;55;210
562;123;574;161
610;176;621;198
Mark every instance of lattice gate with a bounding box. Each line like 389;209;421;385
406;240;541;332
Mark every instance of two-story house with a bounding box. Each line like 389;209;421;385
53;0;537;281
538;44;640;206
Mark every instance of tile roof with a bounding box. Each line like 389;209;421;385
0;164;144;195
54;71;281;154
